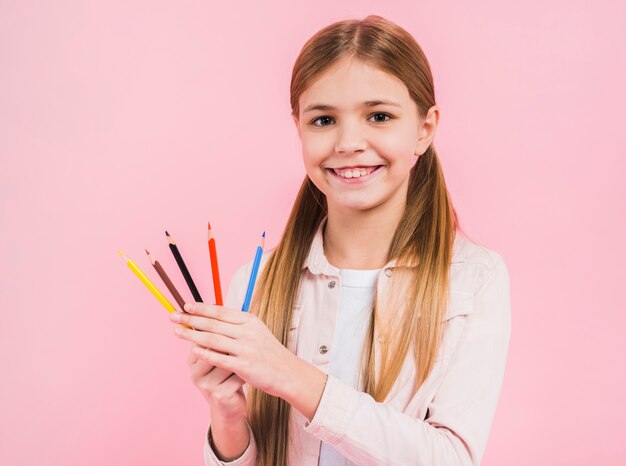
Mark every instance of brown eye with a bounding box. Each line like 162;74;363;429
311;116;334;127
369;112;392;123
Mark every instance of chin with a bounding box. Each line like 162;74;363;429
331;197;382;213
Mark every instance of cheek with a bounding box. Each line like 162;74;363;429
300;150;327;191
301;134;331;168
301;149;320;173
380;128;416;155
378;132;418;170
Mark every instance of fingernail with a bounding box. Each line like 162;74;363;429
184;303;192;312
170;312;181;322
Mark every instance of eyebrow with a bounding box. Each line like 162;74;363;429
302;99;402;114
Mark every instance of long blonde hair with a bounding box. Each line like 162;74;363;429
247;15;461;465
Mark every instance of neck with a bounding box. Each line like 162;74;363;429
323;200;405;270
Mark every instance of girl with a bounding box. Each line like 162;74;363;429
171;15;511;466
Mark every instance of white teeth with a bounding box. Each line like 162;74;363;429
333;167;377;179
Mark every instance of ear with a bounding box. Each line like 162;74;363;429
292;114;302;140
415;105;440;156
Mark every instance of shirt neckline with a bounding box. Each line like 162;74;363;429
339;268;382;288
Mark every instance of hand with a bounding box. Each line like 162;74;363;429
185;341;247;422
170;302;299;398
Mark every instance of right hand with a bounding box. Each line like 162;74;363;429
188;341;248;421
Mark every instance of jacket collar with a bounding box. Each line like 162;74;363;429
302;216;465;276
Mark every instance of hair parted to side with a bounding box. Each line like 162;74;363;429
245;15;462;466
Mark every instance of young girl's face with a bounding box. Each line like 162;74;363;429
293;57;438;215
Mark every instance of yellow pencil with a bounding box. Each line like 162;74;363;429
119;250;191;329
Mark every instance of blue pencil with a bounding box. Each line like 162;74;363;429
242;231;265;312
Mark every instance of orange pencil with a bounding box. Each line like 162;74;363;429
208;222;223;305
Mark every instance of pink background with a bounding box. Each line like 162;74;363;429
1;1;625;464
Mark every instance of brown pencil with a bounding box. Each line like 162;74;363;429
145;249;186;311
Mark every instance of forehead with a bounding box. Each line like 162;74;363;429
299;57;412;110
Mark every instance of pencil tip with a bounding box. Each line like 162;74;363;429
208;222;211;230
145;249;150;255
262;231;266;238
118;249;123;256
165;230;170;236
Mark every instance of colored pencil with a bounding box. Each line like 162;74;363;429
242;231;265;312
165;231;203;303
118;250;191;329
145;249;186;311
207;222;223;306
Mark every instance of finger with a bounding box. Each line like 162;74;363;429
187;343;230;370
204;373;246;406
170;312;242;339
208;367;239;386
192;364;234;386
214;372;246;394
188;343;214;368
184;302;250;324
191;345;240;373
224;372;245;387
175;328;241;356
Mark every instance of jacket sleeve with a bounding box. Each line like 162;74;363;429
302;253;512;466
203;418;258;466
203;261;260;466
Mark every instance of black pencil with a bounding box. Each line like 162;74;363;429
165;230;203;303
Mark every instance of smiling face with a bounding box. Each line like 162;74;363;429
292;57;439;216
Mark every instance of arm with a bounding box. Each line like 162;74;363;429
281;253;512;466
206;416;251;461
204;262;260;466
204;413;257;466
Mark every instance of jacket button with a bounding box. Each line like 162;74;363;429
328;280;336;289
384;268;393;278
319;345;328;354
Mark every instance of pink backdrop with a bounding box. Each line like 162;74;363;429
2;1;625;465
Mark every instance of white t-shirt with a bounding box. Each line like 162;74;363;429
318;267;381;466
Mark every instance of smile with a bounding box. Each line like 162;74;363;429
326;165;383;184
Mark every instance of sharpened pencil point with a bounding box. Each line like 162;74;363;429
208;222;211;230
145;249;150;255
262;231;266;238
165;231;170;237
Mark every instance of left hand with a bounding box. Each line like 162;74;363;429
170;302;299;398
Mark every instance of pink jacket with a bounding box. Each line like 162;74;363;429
204;218;511;465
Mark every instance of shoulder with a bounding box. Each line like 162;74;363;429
451;233;510;297
449;235;511;340
230;247;276;284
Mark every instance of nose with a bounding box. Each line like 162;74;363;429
334;119;367;155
